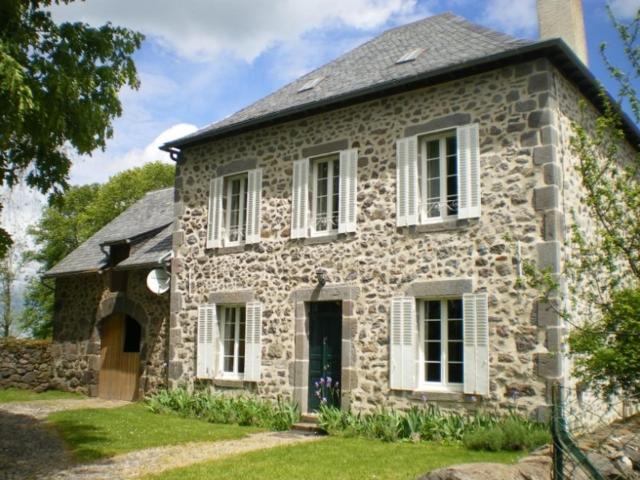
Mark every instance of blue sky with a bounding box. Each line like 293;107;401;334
46;0;640;186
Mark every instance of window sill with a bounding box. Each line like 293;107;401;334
409;390;481;403
214;245;247;255
213;378;245;388
303;233;339;245
412;218;473;233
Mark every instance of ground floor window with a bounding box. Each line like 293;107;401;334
219;306;246;377
419;298;463;389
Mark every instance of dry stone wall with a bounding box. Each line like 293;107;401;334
0;339;54;391
52;269;170;396
170;58;564;416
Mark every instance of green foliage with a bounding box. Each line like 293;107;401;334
21;162;174;338
0;387;82;403
143;437;522;480
49;403;258;461
146;388;300;431
462;418;550;452
0;0;144;256
317;403;548;451
569;288;640;400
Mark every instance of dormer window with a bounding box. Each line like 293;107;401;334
395;48;426;64
298;77;324;93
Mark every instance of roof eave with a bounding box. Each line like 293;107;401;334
161;39;640;152
43;267;104;279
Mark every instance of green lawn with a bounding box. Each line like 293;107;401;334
48;403;262;461
146;437;523;480
0;387;83;403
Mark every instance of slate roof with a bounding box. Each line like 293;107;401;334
46;188;174;277
163;12;531;149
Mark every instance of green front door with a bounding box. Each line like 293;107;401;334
308;301;342;412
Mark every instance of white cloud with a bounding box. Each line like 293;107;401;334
609;0;640;19
69;123;198;185
479;0;537;37
49;0;416;62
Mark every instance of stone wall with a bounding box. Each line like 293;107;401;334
52;269;170;396
0;338;54;391
169;58;563;416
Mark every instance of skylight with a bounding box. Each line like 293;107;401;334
395;48;426;64
297;77;324;93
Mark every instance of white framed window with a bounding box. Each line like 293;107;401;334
223;174;248;246
291;148;358;238
420;133;458;223
396;123;480;227
418;299;464;391
207;169;262;249
218;305;246;379
310;154;340;236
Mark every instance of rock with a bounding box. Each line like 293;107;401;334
587;452;626;480
419;456;551;480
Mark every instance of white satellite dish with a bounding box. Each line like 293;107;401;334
147;268;170;295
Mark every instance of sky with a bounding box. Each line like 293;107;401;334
2;0;640;330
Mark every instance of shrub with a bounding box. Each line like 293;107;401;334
317;403;549;452
146;388;300;431
462;418;551;452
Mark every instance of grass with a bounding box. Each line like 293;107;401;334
0;387;84;403
145;437;523;480
48;403;262;461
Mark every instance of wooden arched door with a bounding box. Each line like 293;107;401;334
99;314;141;401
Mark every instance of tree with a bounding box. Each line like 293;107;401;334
526;8;640;400
21;161;175;338
0;243;26;337
0;0;143;257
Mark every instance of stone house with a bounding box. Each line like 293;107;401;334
49;0;639;416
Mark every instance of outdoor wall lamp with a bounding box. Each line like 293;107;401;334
315;268;328;287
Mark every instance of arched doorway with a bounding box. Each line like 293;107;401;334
98;314;142;401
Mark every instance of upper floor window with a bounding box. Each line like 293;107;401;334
291;148;358;239
206;168;262;249
421;133;458;222
396;123;480;227
224;174;248;245
311;154;340;236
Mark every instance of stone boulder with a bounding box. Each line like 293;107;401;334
419;455;551;480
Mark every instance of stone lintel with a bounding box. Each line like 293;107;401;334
544;209;565;241
290;284;360;303
535;352;562;379
537;241;562;273
405;278;473;298
404;113;472;137
534;185;559;211
209;289;255;305
532;144;557;166
301;139;349;158
216;158;258;177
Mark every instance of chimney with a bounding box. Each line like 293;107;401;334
537;0;588;66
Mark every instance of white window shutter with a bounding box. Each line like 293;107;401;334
463;293;489;395
244;302;262;382
389;297;416;390
457;124;481;220
338;148;358;233
291;158;309;239
246;169;263;244
206;177;224;248
474;293;490;396
396;137;419;227
197;304;217;379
